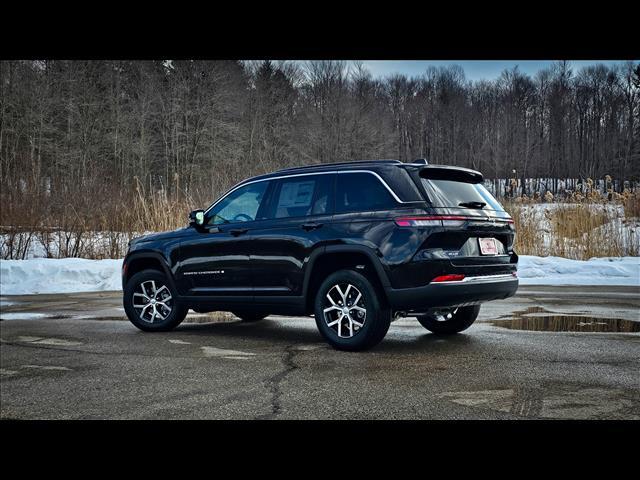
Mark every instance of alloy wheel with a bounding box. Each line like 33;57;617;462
132;280;173;323
323;283;366;338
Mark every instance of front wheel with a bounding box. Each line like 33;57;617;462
314;269;391;351
124;270;188;332
415;305;480;335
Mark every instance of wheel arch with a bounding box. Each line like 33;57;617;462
123;253;176;291
303;245;390;313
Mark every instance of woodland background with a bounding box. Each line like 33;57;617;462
1;59;638;258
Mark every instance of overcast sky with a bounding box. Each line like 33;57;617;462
358;60;631;81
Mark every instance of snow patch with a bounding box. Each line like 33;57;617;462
0;258;122;295
0;255;638;296
518;256;639;286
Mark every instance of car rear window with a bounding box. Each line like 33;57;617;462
421;179;505;212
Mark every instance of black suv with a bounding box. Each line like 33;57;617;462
122;160;518;351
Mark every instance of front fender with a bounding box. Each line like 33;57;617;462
122;251;178;293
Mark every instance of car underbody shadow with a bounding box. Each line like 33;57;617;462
173;317;325;345
170;315;479;353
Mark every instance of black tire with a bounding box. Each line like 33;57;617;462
123;269;188;332
314;269;391;351
415;305;480;335
231;311;269;322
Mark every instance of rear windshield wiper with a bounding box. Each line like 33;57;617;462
459;201;486;209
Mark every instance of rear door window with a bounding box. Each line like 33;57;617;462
335;172;397;213
421;179;505;212
269;174;334;219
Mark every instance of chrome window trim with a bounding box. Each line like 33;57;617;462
204;169;410;215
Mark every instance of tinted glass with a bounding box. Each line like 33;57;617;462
206;181;269;225
421;179;505;212
271;174;333;219
335;172;397;213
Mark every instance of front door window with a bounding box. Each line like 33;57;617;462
206;181;269;226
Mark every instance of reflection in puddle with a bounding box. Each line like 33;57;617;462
490;307;640;333
184;313;237;324
71;314;236;323
0;298;19;308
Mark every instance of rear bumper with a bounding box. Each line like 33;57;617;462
385;274;518;311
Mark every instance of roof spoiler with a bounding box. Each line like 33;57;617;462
419;165;483;184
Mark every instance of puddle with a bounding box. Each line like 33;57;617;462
0;311;236;323
489;307;640;333
0;312;50;321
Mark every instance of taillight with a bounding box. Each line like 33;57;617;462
395;215;514;227
431;274;465;283
394;216;467;227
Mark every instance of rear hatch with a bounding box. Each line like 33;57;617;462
419;165;509;219
415;165;516;267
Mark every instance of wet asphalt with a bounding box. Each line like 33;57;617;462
1;285;639;420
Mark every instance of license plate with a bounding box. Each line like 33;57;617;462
479;237;498;255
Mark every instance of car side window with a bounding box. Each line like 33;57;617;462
269;174;333;219
206;181;269;226
335;172;397;213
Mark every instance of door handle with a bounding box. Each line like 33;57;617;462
301;222;323;231
229;228;249;236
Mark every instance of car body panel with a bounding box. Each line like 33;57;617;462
250;214;337;296
174;225;254;296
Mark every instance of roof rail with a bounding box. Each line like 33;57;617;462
274;160;402;174
412;158;429;165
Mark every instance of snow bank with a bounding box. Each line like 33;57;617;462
1;255;638;296
518;255;639;286
0;258;122;295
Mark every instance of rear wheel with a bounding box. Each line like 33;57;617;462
314;269;391;351
232;311;269;322
124;270;188;332
415;305;480;334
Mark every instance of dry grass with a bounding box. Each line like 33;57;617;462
504;194;639;260
129;177;199;233
622;193;640;218
2;181;639;260
0;178;213;260
505;203;546;257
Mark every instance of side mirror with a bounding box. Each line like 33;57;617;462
189;209;205;226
